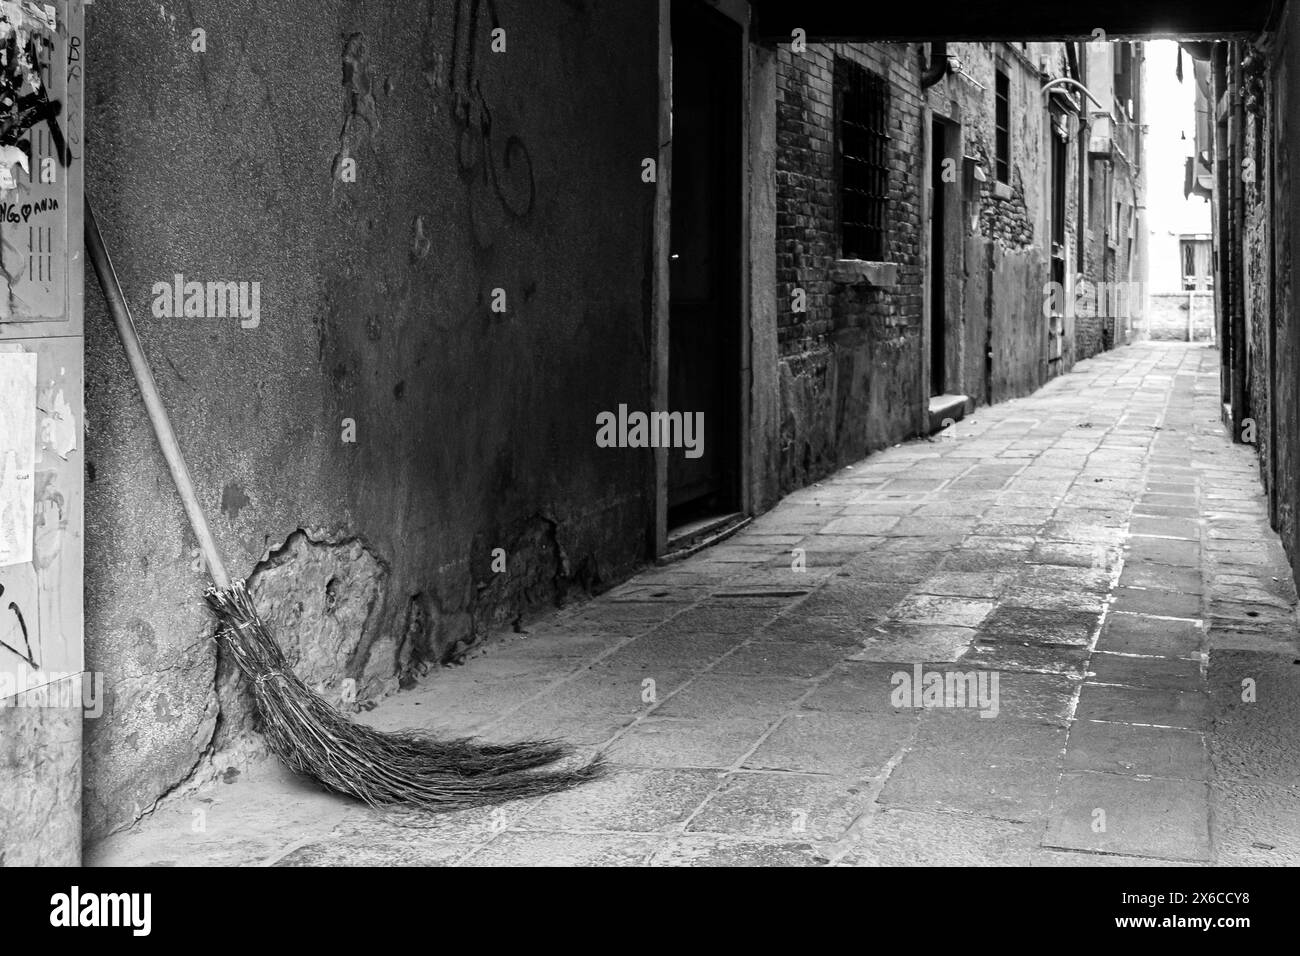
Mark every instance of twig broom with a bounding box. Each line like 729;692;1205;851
84;201;604;810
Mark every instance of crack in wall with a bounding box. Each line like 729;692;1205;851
143;516;605;807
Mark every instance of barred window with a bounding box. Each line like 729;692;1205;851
994;69;1010;183
836;58;890;261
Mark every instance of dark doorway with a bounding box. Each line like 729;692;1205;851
667;0;742;531
1048;117;1068;375
930;119;947;396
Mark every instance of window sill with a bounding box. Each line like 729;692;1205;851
991;181;1013;201
830;259;899;287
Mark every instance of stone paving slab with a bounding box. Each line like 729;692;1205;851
1043;772;1212;862
1063;720;1208;779
90;345;1300;867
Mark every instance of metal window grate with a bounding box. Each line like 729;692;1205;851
994;70;1010;184
837;58;890;261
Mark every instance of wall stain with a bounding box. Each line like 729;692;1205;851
220;483;252;521
332;32;380;194
410;214;431;262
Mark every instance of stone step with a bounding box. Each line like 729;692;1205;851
928;393;971;435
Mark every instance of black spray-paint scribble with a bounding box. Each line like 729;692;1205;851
448;0;536;225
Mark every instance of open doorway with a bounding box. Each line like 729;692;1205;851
666;0;744;541
1048;111;1068;376
930;118;948;397
926;113;965;433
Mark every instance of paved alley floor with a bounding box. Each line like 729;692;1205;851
93;343;1300;866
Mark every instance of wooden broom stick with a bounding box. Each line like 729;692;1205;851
84;199;232;590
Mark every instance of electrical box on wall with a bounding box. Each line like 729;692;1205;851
0;0;85;867
0;0;85;708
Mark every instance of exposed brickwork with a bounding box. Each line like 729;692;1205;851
975;153;1035;248
775;44;922;359
774;43;924;490
1075;313;1110;357
773;41;1110;491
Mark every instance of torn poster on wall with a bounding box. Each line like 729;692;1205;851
37;373;73;458
0;0;68;322
0;349;36;566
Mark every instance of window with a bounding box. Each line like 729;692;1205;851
1113;43;1133;115
1050;124;1066;248
1180;237;1213;290
835;57;890;261
1127;206;1137;268
994;69;1010;184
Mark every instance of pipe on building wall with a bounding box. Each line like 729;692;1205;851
1040;76;1105;110
921;41;950;88
1041;61;1100;316
1072;42;1087;287
1230;45;1248;430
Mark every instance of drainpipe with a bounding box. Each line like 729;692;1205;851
1071;42;1087;280
1229;47;1248;433
921;41;950;89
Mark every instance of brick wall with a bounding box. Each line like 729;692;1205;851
771;41;1158;497
1075;314;1110;356
773;41;1091;491
775;43;924;491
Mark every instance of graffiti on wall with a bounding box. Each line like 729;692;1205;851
0;579;35;666
0;2;81;691
0;1;74;321
448;0;535;243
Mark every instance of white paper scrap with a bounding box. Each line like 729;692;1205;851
0;351;37;567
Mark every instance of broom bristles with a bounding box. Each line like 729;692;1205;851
205;581;605;811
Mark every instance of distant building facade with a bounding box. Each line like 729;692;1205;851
1143;41;1215;342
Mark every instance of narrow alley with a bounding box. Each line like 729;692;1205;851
91;342;1300;867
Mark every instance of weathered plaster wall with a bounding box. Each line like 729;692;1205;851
1278;13;1299;580
1252;6;1300;586
933;42;1058;400
962;236;992;404
1245;86;1272;466
1072;45;1146;363
1227;5;1300;595
749;45;781;512
1146;293;1215;341
82;0;657;840
0;679;81;865
958;43;1053;253
988;248;1048;401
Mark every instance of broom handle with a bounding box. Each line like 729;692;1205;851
84;200;232;590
